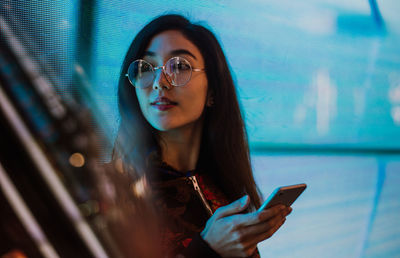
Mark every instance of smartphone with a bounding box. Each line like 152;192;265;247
257;183;307;212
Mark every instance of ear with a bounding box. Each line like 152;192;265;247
206;90;214;107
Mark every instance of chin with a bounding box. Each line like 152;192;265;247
148;116;202;132
150;121;179;132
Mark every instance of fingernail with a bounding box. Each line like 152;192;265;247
241;195;249;207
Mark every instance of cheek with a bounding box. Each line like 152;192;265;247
196;79;209;109
135;89;149;116
183;81;208;115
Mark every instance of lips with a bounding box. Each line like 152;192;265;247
151;96;177;111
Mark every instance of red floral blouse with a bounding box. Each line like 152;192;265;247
150;163;260;258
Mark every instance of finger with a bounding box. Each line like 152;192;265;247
236;205;284;227
247;216;286;246
240;212;285;237
240;245;258;258
259;204;287;220
213;195;250;219
259;216;286;242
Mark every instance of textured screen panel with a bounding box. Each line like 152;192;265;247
0;1;78;94
2;1;399;257
252;154;400;257
92;0;400;149
90;2;400;257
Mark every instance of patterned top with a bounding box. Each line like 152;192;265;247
150;163;260;258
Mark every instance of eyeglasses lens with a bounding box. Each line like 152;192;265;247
165;57;192;86
128;57;193;88
128;60;154;88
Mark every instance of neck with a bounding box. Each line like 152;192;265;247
158;119;203;172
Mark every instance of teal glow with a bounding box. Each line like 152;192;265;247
90;1;400;257
92;0;400;149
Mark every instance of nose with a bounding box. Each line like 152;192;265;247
152;67;171;91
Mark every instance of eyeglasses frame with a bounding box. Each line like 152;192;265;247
125;56;205;88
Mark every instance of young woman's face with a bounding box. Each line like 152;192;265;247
135;30;208;132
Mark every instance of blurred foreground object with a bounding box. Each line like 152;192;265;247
0;9;160;258
1;249;27;258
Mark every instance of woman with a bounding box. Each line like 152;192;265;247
113;14;291;257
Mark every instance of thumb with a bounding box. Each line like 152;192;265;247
214;195;250;219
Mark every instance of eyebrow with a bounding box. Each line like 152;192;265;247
144;49;197;60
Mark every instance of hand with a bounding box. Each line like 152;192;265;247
201;195;292;257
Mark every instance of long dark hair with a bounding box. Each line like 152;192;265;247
113;14;261;208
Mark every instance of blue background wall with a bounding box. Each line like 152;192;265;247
90;1;400;257
2;0;399;257
92;0;400;149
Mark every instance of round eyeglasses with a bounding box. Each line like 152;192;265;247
125;56;205;88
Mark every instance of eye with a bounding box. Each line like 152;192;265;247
140;61;153;72
174;62;190;70
179;63;190;70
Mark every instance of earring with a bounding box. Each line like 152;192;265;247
207;96;214;107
